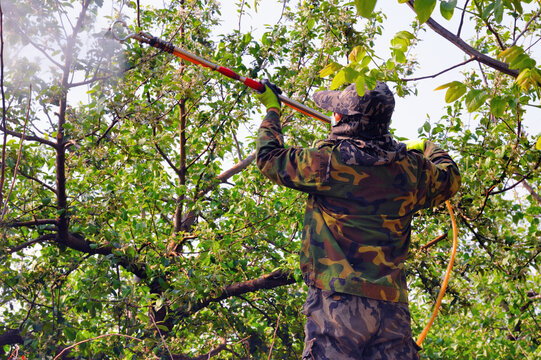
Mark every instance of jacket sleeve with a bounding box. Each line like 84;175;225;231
415;140;461;209
256;111;329;193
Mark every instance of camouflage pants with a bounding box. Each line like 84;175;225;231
302;286;420;360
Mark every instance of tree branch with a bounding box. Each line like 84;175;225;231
402;57;475;82
0;328;23;348
521;180;541;204
0;125;57;148
511;9;541;47
53;333;142;360
16;169;57;194
456;0;470;38
182;269;295;316
3;218;58;228
5;233;55;254
407;1;519;78
1;86;31;221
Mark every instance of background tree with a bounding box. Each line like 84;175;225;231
0;0;540;359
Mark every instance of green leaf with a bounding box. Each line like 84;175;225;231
319;62;343;78
509;54;536;71
494;0;504;23
355;75;366;96
498;45;523;63
490;97;507;117
344;67;359;83
465;89;489;112
359;56;371;68
307;18;316;31
440;0;457;20
348;45;366;63
391;38;408;52
435;81;467;103
65;327;77;341
330;69;347;90
414;0;437;24
395;30;415;41
392;49;406;63
355;0;378;18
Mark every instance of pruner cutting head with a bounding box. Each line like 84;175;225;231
111;20;137;42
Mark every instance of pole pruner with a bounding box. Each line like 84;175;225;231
111;20;332;125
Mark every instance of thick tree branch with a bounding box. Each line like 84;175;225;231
521;180;541;204
407;1;519;78
3;218;58;228
181;269;295;316
0;328;23;348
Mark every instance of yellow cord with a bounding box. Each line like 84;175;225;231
416;200;458;347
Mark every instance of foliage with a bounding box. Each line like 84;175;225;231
0;0;540;359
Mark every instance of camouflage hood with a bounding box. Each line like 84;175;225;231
318;134;407;167
313;82;405;166
313;82;395;137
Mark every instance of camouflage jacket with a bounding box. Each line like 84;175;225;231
256;111;461;303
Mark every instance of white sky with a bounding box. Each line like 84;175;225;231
214;0;540;140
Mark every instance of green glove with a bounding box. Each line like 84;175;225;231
256;79;282;111
404;139;426;152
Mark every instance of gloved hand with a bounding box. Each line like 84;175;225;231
404;139;426;152
256;79;282;111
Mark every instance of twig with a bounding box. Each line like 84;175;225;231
1;86;31;221
267;312;281;360
150;313;174;360
420;233;448;251
457;0;470;38
5;234;55;255
402;57;475;82
0;2;6;209
53;333;142;360
512;10;541;47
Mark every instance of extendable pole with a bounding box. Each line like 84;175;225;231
113;22;331;124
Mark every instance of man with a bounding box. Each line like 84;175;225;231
255;81;460;360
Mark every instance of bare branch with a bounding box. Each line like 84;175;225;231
457;0;470;38
402;57;475;82
154;140;182;177
150;314;174;360
407;1;519;78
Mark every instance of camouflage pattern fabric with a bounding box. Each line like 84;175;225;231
256;111;461;303
302;286;420;360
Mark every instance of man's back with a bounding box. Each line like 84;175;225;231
256;114;460;302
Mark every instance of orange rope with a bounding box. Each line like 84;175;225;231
416;200;458;346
